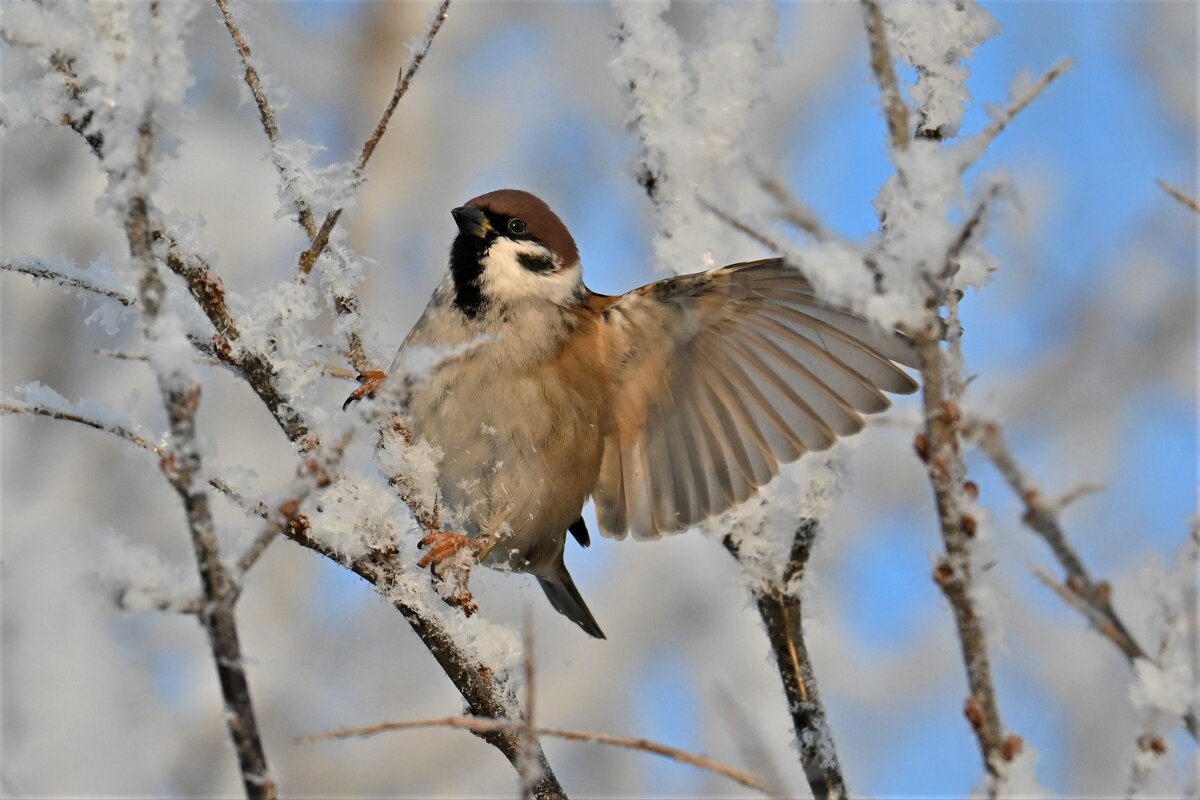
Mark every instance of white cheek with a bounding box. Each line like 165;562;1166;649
481;239;581;306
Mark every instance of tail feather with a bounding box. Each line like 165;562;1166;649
537;567;605;639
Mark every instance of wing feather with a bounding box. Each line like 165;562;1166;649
594;258;917;540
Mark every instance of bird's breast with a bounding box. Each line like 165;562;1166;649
406;313;614;570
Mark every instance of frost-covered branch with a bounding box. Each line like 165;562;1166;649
232;432;348;579
300;716;773;796
213;0;451;380
1;258;136;306
860;0;911;151
276;525;567;800
957;59;1073;173
724;520;848;800
0;400;158;453
756;172;832;243
697;198;789;255
858;2;1030;787
123;55;276;792
965;417;1200;742
1157;179;1200;214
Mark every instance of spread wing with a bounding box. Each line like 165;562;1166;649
593;258;918;541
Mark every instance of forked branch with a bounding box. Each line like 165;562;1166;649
964;417;1199;742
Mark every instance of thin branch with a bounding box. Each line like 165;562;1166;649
299;716;773;796
234;431;349;578
298;0;453;278
714;687;789;799
1;260;136;306
697;197;788;255
356;0;452;176
958;59;1073;173
124;88;276;799
214;0;318;240
0;402;159;453
860;0;910;152
964;417;1199;742
280;530;567;800
756;172;831;242
724;520;848;800
965;419;1131;644
213;0;372;375
913;336;1011;786
1157;179;1200;214
940;183;1002;285
519;612;537;800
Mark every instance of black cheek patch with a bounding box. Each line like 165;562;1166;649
518;252;557;274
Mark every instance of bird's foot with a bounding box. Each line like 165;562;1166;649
417;531;485;616
342;370;388;410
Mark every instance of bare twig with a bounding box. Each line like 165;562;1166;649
214;0;318;239
298;0;453;278
300;716;773;796
958;59;1073;173
1;260;136;306
965;419;1133;648
1157;179;1200;214
964;417;1199;742
356;0;452;176
860;0;910;151
724;520;848;800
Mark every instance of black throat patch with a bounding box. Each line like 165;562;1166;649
448;234;489;318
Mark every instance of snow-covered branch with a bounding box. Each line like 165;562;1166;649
1;257;136;307
119;10;275;794
857;2;1044;790
723;520;847;800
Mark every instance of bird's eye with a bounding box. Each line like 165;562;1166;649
507;218;527;235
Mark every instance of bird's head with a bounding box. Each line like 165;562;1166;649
447;189;582;317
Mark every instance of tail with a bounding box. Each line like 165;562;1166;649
537;565;605;639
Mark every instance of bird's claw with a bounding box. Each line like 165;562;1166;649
342;370;388;410
416;531;483;616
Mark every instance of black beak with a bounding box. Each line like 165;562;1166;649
452;206;490;238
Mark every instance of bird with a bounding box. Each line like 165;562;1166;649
353;188;919;639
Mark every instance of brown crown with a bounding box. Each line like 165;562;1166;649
465;189;579;267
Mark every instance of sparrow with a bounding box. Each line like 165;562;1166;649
361;189;918;639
